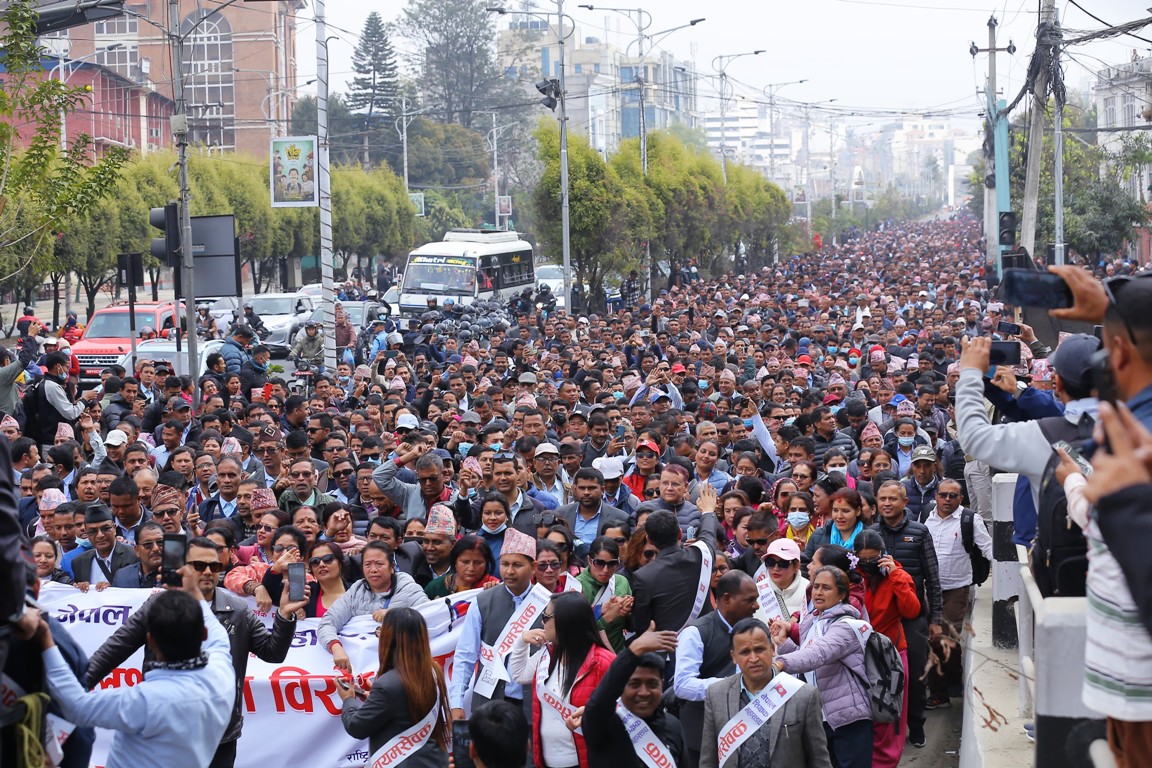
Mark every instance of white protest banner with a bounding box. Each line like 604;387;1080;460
39;583;481;768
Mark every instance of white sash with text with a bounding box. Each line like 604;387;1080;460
474;583;552;698
369;694;441;767
535;647;583;734
715;673;806;768
617;702;678;768
681;540;714;630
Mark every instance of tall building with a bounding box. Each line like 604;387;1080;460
496;17;698;156
43;0;304;157
1095;53;1152;262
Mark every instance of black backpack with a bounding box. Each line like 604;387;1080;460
961;508;991;585
1033;414;1093;597
832;615;905;725
19;377;43;435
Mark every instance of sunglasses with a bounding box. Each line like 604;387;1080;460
537;561;563;571
936;492;961;499
88;525;115;536
541;612;555;623
332;469;354;478
763;557;796;569
273;544;299;554
643;489;659;498
591;558;620;569
255;523;278;533
792;473;812;481
533;513;559;526
188;560;224;573
255;445;281;454
310;553;337;567
153;508;181;518
746;537;771;547
138;540;163;550
289;471;314;479
360;452;382;460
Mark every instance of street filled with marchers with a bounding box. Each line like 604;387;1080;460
6;212;1152;768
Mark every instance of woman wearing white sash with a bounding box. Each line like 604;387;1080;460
508;592;616;768
770;566;873;768
337;607;450;767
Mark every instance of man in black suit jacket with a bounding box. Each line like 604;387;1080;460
71;504;138;589
557;467;630;551
630;484;720;634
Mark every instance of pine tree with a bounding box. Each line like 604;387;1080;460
347;12;399;118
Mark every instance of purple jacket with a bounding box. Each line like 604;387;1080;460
777;602;872;730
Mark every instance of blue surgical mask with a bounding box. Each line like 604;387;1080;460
742;418;754;429
613;391;625;400
898;436;915;448
698;379;709;390
482;522;507;535
827;346;838;355
489;442;503;450
458;442;473;455
339;375;350;384
787;512;810;529
848;356;859;366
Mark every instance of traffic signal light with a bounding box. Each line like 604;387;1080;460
998;211;1016;247
535;79;559;111
150;202;179;267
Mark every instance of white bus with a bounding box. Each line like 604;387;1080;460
397;229;535;319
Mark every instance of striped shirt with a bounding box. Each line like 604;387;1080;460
1066;474;1152;720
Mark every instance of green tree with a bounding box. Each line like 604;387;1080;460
0;0;128;306
534;121;649;308
394;0;509;128
347;12;399;168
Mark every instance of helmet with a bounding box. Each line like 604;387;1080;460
244;302;254;310
386;332;403;347
457;321;471;332
538;283;552;293
141;326;155;334
67;310;77;319
443;298;456;306
420;324;434;335
305;321;319;329
458;329;473;342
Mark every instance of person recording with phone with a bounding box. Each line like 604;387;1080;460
84;537;307;768
35;563;235;768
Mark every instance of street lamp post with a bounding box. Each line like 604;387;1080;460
794;98;837;241
762;78;806;186
488;5;574;312
712;50;764;184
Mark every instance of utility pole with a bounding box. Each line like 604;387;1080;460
713;50;765;184
169;0;197;401
492;113;499;229
316;0;336;372
1020;0;1056;260
972;16;1015;276
763;79;806;185
395;96;411;194
558;0;572;314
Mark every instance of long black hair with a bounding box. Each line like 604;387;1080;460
547;592;609;697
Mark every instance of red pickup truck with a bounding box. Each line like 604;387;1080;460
72;302;182;387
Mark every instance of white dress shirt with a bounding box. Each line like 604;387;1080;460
924;505;994;590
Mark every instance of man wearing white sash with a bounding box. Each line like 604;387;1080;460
577;623;685;768
673;570;759;768
700;618;831;768
450;528;545;724
631;480;720;638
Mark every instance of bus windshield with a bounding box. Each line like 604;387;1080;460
402;259;477;295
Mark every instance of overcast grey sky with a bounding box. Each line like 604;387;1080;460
310;0;1152;127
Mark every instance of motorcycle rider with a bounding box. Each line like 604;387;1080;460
196;305;219;340
510;288;533;317
61;310;84;344
534;283;556;314
291;321;324;369
242;302;267;337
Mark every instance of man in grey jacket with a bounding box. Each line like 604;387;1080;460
700;618;831;768
374;442;450;521
86;537;304;768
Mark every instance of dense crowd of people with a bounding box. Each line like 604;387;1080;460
3;211;1152;768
